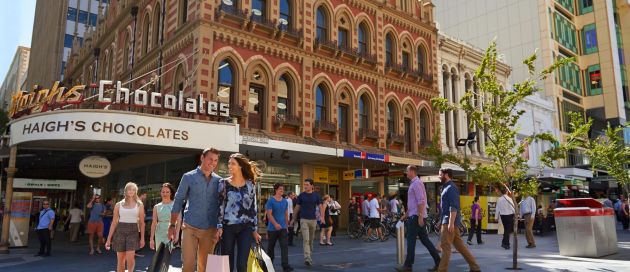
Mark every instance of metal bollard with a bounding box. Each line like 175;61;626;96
396;221;405;265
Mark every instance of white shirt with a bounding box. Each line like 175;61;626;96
68;208;83;223
519;196;536;219
496;194;515;218
368;198;380;218
389;199;399;213
361;200;370;216
328;200;341;216
286;197;293;215
119;203;139;223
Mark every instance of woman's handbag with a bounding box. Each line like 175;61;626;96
247;243;275;272
147;242;173;272
206;241;229;272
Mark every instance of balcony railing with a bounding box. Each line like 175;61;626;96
250;14;276;29
216;3;248;20
358;128;379;141
315;38;338;51
278;23;301;37
387;131;406;145
385;63;411;74
314;120;337;134
356;50;377;64
410;70;433;83
273;114;302;128
229;104;247;118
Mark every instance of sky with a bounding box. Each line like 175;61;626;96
0;0;36;85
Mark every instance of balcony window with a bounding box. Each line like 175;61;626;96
358;23;368;54
279;0;292;29
385;33;395;66
218;59;235;105
358;94;369;129
338;28;349;49
316;84;327;121
316;7;328;41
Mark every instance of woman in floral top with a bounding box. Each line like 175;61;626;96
217;153;262;272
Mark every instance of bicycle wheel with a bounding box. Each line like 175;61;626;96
459;220;469;237
348;221;360;239
378;223;390;241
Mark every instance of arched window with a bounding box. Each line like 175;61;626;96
153;2;162;47
252;0;267;20
385;33;395;66
277;74;292;116
123;32;132;69
217;59;235;105
315;84;327;121
402;42;410;70
417;45;426;74
279;0;292;29
419;109;429;143
174;64;185;93
179;0;188;26
387;101;397;133
316;7;328;41
358;94;369;129
142;15;151;54
358;23;369;55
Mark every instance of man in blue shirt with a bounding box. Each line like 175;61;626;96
437;168;480;272
169;147;221;272
266;183;293;272
291;178;323;266
35;200;55;257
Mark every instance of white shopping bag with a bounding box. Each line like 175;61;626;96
258;246;276;272
206;254;230;272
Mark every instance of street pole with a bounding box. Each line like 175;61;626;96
0;146;18;254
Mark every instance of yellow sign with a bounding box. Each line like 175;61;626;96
460;195;490;230
313;166;329;183
10;81;84;118
343;170;355;181
329;169;339;184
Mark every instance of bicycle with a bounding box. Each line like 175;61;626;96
348;216;388;241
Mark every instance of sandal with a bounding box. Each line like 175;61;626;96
326;242;334;246
319;242;326;246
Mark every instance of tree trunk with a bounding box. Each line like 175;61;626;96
511;194;519;270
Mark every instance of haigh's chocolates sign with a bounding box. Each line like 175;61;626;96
9;80;230;118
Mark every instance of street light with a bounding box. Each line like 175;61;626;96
457;132;477;183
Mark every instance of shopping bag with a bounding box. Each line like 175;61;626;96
206;254;230;272
147;242;173;272
247;244;275;272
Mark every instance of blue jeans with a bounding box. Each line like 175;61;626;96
404;215;440;268
221;223;254;272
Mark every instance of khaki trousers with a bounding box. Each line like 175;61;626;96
181;224;218;272
438;225;480;272
524;215;536;246
300;219;317;263
69;223;80;242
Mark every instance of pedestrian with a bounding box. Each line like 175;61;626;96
395;165;441;272
436;168;480;272
467;196;483;245
105;182;146;272
86;193;106;255
366;193;385;242
217;153;262;272
380;194;390;217
150;183;181;251
622;198;630;230
389;195;399;217
266;183;294;272
169;147;222;272
361;195;369;220
35;200;55;257
603;198;613;209
291;178;322;267
520;193;536;248
286;192;295;246
496;185;515;250
103;198;114;241
328;196;341;237
614;197;623;222
348;197;359;223
66;202;83;242
135;192;148;257
319;195;334;246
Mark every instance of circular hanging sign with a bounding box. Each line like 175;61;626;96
79;156;111;178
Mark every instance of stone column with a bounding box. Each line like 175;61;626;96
0;146;18;254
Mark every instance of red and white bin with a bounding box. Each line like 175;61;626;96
554;198;617;257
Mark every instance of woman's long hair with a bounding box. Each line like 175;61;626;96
230;153;261;184
120;182;142;206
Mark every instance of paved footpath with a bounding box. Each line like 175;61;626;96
1;225;629;271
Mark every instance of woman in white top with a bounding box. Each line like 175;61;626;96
105;182;146;272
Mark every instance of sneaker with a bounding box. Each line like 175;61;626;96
467;240;473;245
305;260;312;266
478;241;484;245
427;266;439;272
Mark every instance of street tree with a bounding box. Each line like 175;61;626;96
548;112;630;196
431;40;571;269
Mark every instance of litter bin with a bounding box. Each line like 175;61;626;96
555;198;617;257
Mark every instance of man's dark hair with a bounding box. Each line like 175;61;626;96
499;186;508;195
304;178;314;185
273;183;284;192
440;168;453;179
407;165;418;173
